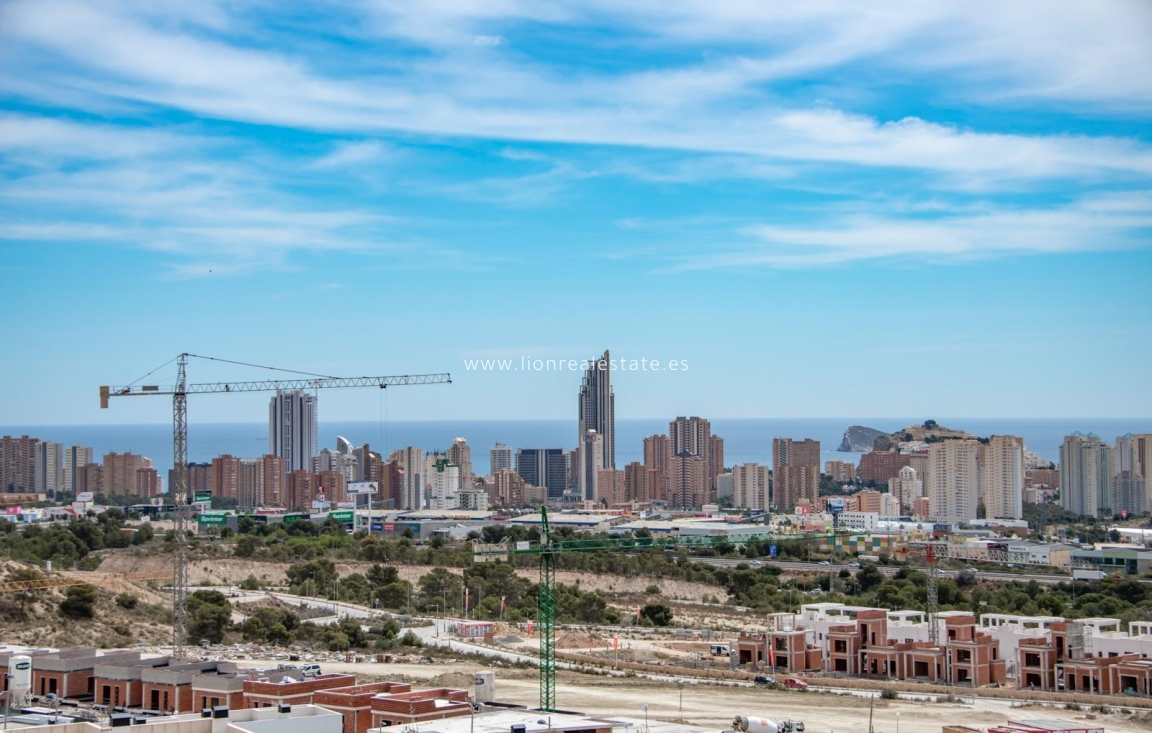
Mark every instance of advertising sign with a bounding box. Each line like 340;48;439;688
828;497;845;513
384;523;395;532
371;522;383;531
282;513;307;524
770;545;778;557
5;506;21;515
197;513;228;525
76;492;95;503
348;481;379;495
194;491;212;503
329;510;355;522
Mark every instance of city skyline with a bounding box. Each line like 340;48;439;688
2;3;1151;424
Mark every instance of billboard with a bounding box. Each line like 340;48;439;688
282;513;307;524
194;491;212;503
5;506;21;515
329;510;355;522
197;513;228;525
827;497;845;513
76;492;95;503
348;481;379;495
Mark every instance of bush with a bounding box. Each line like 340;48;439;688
114;593;139;610
880;689;898;700
398;630;422;647
639;603;673;627
59;584;98;619
645;584;661;595
239;575;262;590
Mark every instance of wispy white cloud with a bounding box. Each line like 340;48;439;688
658;192;1152;270
310;140;390;169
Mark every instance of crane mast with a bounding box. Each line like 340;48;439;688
101;353;450;660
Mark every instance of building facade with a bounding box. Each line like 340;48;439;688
515;447;568;500
928;439;979;522
1061;433;1113;517
983;435;1025;520
732;463;770;511
577;350;615;470
489;443;512;474
269;389;318;473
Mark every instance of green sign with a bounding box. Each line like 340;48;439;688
329;510;354;522
282;513;307;524
197;513;228;525
194;491;212;503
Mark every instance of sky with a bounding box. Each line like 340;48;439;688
1;0;1151;424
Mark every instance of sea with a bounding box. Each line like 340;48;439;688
2;418;1149;481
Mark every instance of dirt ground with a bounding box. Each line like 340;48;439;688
236;656;1151;733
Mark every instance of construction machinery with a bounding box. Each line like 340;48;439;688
472;508;863;711
101;353;450;660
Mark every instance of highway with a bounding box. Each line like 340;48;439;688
689;557;1075;584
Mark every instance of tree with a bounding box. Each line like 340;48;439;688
639;603;673;627
187;590;232;644
59;584;98;619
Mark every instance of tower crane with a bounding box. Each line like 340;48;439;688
101;353;450;660
472;509;864;711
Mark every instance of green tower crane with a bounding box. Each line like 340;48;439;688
473;508;864;711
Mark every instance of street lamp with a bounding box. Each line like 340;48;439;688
677;680;686;722
896;712;900;733
642;704;649;733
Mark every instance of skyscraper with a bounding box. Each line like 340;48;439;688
772;438;820;512
670;454;706;509
0;435;39;493
63;445;93;495
1061;433;1113;517
1117;434;1152;510
269;389;318;473
389;446;425;510
732;463;769;511
579;430;604;501
596;468;626;506
447;438;473;490
577;350;615;469
929;439;979;522
35;441;63;497
102;452;155;497
982;435;1024;520
515;448;568;500
490;443;512;475
642;434;671;501
209;454;242;502
888;465;922;512
428;457;460;511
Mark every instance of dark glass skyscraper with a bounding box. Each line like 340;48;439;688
516;447;568;500
577;349;615;469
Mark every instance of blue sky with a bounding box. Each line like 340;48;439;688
2;1;1150;424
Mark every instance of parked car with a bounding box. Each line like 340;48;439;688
783;678;809;690
817;561;831;566
302;663;322;678
753;675;776;686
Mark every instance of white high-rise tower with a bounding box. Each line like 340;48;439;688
269;389;318;473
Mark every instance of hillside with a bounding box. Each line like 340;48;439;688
0;561;173;648
872;420;977;452
837;425;886;452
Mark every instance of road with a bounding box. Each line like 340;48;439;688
690;557;1074;584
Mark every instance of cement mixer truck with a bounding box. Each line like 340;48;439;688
733;715;805;733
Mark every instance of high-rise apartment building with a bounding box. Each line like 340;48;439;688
313;448;358;483
428;458;460;511
670;454;706;509
316;470;347;504
825;460;857;483
982;435;1024;520
928;439;979;522
577;350;615;470
63;445;93;495
578;430;604;502
1060;433;1113;517
102;452;155;497
596;468;626;507
135;467;160;498
1113;470;1147;516
1;435;40;493
490;443;512;475
209;454;242;502
390;446;425;510
888;465;922;512
1130;434;1152;508
858;451;911;484
709;435;725;497
624;462;649;503
269;389;318;473
515;448;568;500
35;441;63;496
670;416;723;497
642;434;671;501
284;470;316;511
732;463;769;511
773;438;821;512
716;472;733;502
239;458;264;509
493;468;529;507
447;438;473;490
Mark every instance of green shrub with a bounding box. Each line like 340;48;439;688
645;584;661;595
114;593;138;609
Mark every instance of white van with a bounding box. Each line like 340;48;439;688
302;664;321;678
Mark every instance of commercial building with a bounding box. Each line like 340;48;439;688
515;447;568;500
1061;433;1113;517
269;389;318;473
577;349;615;470
983;435;1025;520
929;439;979;522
